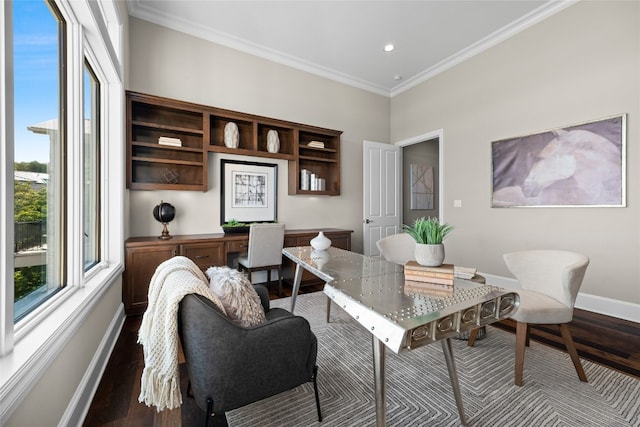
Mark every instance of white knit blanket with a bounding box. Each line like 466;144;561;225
137;256;226;412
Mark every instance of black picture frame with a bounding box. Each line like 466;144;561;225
220;159;278;224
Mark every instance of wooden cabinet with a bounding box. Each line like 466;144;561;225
123;229;352;315
126;92;207;191
290;129;341;196
124;244;178;315
126;91;342;194
180;242;225;271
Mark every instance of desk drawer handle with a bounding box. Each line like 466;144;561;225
195;255;209;259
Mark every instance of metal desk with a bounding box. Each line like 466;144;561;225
283;246;519;427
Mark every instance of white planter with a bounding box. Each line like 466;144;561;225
414;243;445;267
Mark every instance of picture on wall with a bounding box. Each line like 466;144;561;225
491;114;626;207
410;164;434;210
221;159;277;223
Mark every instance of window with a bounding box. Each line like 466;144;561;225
83;62;100;271
13;0;66;322
1;0;123;419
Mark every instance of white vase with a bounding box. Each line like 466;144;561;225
266;130;280;153
414;243;445;267
310;232;331;251
224;122;239;148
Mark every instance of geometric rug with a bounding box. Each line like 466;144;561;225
193;292;640;426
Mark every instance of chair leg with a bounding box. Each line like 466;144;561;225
326;296;332;323
204;397;229;427
515;321;528;386
467;328;479;347
277;266;282;297
312;365;322;422
559;323;588;383
525;323;531;347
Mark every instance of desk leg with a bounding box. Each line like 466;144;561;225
290;263;303;313
372;337;387;427
441;338;468;427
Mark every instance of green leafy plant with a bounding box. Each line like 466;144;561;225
222;219;247;228
403;216;453;244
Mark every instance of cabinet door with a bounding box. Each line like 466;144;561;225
124;245;178;315
181;242;225;271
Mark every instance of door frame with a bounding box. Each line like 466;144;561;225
394;129;445;222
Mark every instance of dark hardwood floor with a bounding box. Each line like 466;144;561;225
83;283;640;426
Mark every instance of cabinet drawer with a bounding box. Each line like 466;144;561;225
181;242;225;270
226;239;248;253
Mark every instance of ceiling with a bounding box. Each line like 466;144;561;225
127;1;574;97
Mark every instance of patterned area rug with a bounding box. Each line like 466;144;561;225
184;291;640;427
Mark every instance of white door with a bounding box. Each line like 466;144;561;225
363;140;401;256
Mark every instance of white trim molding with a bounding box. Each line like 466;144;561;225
481;273;640;323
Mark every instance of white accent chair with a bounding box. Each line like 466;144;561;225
238;223;286;296
376;233;416;265
473;250;590;386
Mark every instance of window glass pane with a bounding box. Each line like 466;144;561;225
83;63;100;271
13;1;65;322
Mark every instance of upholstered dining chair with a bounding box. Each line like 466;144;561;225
376;232;416;265
470;250;590;386
238;223;286;296
178;285;321;426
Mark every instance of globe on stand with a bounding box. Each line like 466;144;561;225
153;201;175;240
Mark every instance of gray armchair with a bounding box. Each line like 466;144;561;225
178;284;321;426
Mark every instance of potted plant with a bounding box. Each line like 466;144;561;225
221;219;250;234
403;217;453;267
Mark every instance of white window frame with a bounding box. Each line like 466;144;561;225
0;1;124;423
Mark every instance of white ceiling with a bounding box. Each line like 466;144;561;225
127;1;575;97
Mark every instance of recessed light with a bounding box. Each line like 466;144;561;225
384;44;395;52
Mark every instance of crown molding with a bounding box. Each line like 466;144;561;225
128;0;578;99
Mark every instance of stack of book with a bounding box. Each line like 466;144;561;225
307;140;325;149
404;261;455;295
158;136;182;147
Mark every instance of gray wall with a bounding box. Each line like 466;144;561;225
402;139;439;226
391;1;640;305
127;18;391;253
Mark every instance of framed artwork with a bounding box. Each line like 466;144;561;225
410;164;434;210
491;114;626;207
220;159;278;223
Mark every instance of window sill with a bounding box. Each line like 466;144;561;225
0;262;123;424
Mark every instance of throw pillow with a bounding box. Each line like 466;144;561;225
205;266;266;327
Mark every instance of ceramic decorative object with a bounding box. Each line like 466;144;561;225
414;243;445;267
266;130;280;153
310;231;331;251
224;122;239;148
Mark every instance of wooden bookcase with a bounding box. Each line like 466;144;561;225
126;92;208;191
126;91;342;195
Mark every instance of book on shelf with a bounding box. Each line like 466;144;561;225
307;140;325;149
404;280;454;297
158;136;182;147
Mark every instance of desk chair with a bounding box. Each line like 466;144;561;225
470;250;589;386
376;233;416;265
238;223;285;296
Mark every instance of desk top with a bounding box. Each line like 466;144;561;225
283;246;519;354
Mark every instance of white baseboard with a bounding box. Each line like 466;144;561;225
480;273;640;324
60;303;126;427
